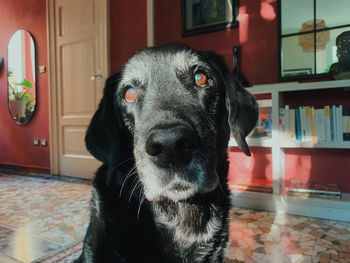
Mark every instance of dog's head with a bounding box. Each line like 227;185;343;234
86;45;257;202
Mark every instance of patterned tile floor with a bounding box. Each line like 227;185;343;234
0;170;349;263
0;170;91;263
227;208;350;263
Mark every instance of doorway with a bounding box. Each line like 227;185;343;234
47;0;109;178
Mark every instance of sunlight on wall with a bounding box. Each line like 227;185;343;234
284;154;312;188
260;2;276;21
237;6;249;44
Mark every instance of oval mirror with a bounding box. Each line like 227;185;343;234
7;30;36;124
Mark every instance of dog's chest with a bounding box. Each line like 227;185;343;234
151;200;223;261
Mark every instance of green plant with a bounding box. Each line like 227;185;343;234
10;79;32;99
8;71;34;112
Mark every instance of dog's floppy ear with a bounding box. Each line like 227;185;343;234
225;77;258;156
202;51;258;156
85;72;127;184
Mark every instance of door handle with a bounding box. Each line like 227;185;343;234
91;74;103;80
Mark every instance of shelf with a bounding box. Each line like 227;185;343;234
229;137;273;148
248;79;350;94
229;138;350;149
279;140;350;149
230;191;350;222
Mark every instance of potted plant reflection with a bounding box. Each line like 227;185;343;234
8;74;34;122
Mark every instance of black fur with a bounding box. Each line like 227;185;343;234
76;45;258;263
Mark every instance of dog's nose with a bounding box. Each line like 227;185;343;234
145;127;196;167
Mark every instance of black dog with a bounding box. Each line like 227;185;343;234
76;45;257;263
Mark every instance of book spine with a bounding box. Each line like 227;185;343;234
324;106;331;141
330;106;335;141
279;107;287;139
304;106;312;141
338;105;343;142
343;107;350;141
287;192;341;200
230;185;273;193
315;108;326;141
295;108;302;141
311;107;317;142
289;109;296;140
300;106;306;141
287;188;341;195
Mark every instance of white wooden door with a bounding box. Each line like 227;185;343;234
48;0;109;178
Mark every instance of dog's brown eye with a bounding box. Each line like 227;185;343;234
194;72;208;87
124;86;140;102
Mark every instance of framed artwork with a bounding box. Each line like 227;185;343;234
182;0;238;36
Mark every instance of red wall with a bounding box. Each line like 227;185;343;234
109;0;148;73
0;0;50;170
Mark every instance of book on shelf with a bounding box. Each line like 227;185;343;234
337;105;343;141
315;108;326;141
287;191;341;200
250;99;272;138
343;107;350;141
287;180;342;200
279;105;350;143
295;108;302;141
311;107;317;142
324;106;332;141
229;180;273;193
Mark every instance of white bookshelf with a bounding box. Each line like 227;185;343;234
230;138;350;149
229;79;350;222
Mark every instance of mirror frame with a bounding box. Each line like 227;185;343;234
7;29;37;125
278;0;350;81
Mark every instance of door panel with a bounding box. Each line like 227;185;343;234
63;127;89;155
61;41;96;115
59;0;96;37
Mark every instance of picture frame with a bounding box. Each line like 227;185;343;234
182;0;238;36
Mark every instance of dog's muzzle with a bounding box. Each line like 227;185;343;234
145;126;197;168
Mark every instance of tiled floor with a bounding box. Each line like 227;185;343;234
228;208;350;263
0;170;349;263
0;171;91;263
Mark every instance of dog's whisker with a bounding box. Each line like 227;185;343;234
119;166;137;197
111;157;133;172
129;181;142;203
119;171;137;198
138;185;144;199
125;166;137;179
214;173;226;197
137;194;146;220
